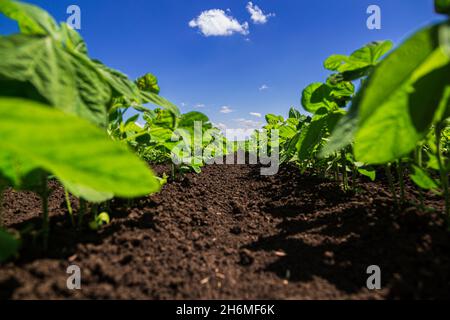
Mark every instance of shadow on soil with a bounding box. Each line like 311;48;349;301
245;166;450;299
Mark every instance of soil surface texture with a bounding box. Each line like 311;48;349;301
1;163;449;299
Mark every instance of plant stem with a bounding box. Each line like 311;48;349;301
333;154;339;182
435;124;450;218
416;145;423;167
385;164;399;209
171;163;175;180
78;198;86;228
64;189;75;227
396;161;405;205
415;146;426;210
341;150;348;191
352;166;357;191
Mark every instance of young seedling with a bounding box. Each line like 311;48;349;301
89;212;110;231
435;122;450;218
385;164;399;210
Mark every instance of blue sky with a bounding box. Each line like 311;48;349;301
0;0;444;135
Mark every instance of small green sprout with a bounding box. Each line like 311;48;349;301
89;212;111;231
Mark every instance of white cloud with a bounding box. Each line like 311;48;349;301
250;112;262;118
246;2;275;25
212;122;253;140
220;106;234;114
215;122;228;131
195;103;206;108
259;84;269;91
235;118;263;129
189;9;249;37
224;128;255;141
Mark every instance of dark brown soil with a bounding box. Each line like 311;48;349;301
0;164;449;300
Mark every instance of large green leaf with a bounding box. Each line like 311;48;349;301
0;0;59;37
354;24;450;164
0;34;112;127
0;98;160;200
356;25;446;123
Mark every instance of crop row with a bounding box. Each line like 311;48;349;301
0;0;229;261
252;1;450;223
1;0;450;262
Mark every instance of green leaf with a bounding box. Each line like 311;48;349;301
140;91;181;117
0;228;20;262
60;23;88;55
0;34;112;127
150;126;174;144
0;98;160;200
301;83;334;113
354;24;450;164
179;112;210;129
298;122;323;161
320;111;358;157
298;113;338;161
0;0;59;37
325;41;393;73
357;168;376;181
410;165;440;190
324;55;349;71
136;73;160;94
435;0;450;14
357;26;446;124
93;60;142;103
265;114;284;125
279;123;297;140
89;212;110;231
151;109;177;130
427;154;440;170
288;107;302;120
61;181;113;203
350;41;393;68
0;151;37;187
